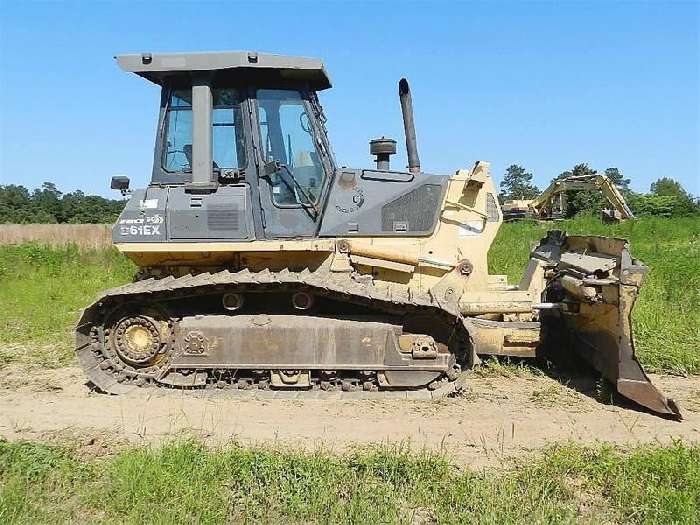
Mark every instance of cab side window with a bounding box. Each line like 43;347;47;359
163;90;193;172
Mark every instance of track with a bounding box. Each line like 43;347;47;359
76;266;470;397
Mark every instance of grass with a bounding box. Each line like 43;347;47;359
0;215;698;374
529;382;582;408
472;355;546;378
0;438;698;524
0;244;135;368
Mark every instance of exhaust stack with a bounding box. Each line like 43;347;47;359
398;78;421;174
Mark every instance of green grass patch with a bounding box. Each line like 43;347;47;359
1;439;698;524
472;355;546;379
489;215;700;375
0;244;136;368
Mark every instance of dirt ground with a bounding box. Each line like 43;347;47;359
1;365;699;466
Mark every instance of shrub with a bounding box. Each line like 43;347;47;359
631;194;699;217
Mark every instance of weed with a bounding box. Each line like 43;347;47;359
1;438;698;524
530;382;581;408
0;244;136;368
472;356;544;379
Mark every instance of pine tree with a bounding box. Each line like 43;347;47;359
499;165;539;201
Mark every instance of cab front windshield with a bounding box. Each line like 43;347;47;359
257;90;326;206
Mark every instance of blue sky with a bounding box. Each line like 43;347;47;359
0;0;698;197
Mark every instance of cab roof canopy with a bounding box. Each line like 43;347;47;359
115;51;332;90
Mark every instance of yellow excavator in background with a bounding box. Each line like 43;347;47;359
502;173;634;222
529;173;635;222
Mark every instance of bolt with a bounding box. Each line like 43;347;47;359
458;260;473;276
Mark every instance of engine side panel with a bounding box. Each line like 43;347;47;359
166;186;253;240
319;169;449;237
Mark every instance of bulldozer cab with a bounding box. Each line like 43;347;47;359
117;51;336;239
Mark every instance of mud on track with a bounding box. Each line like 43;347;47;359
1;365;698;467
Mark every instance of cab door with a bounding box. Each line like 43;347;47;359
253;89;328;238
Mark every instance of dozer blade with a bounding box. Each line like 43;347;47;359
533;231;682;419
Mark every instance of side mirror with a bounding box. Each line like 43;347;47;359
111;175;130;196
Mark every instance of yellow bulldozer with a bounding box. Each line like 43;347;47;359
76;51;679;418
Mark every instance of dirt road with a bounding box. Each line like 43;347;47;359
1;365;698;466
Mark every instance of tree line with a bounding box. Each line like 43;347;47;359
0;183;126;224
498;164;699;217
